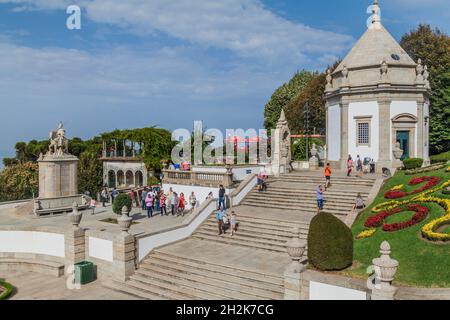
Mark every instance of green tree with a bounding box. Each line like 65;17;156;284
264;71;317;130
0;162;38;201
78;151;104;197
400;25;450;154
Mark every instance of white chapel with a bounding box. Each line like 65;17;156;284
325;0;431;172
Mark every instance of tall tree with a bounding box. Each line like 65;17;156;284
400;24;450;154
264;71;317;130
0;162;38;201
78;151;103;197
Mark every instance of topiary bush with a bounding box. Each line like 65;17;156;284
403;158;424;170
307;212;353;271
0;280;14;300
112;193;132;215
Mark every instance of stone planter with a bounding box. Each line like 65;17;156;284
286;227;306;273
117;206;132;235
372;241;399;285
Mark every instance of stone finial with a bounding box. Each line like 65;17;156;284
423;65;430;89
325;69;333;93
286;227;306;273
416;59;424;85
369;0;382;30
117;206;133;235
372;241;399;290
380;60;389;84
341;65;349;88
277;109;288;128
69;202;83;229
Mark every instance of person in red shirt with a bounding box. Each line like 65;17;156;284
178;193;186;216
324;163;332;191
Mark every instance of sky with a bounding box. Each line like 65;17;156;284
0;0;449;164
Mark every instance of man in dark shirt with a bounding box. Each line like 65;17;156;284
218;185;226;210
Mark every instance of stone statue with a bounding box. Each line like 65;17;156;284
48;122;69;156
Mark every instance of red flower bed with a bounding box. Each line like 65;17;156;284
384;176;442;199
364;204;429;232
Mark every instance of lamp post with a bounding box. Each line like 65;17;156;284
303;102;310;161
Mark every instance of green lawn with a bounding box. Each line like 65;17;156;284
345;167;450;288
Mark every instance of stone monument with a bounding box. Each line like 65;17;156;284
271;110;292;176
34;123;89;216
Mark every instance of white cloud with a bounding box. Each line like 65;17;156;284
0;0;353;62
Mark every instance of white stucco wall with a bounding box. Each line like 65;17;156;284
161;184;234;207
390;101;418;158
0;231;65;258
348;101;379;161
88;237;114;262
309;281;367;300
327;105;341;161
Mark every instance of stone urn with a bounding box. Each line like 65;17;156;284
310;143;318;158
372;241;399;289
69;202;83;229
286;227;306;273
117;206;133;235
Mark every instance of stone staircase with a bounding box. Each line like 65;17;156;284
106;170;379;300
106;244;285;300
240;171;376;219
192;214;308;253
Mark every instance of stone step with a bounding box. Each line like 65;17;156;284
243;194;358;206
257;187;370;197
192;232;287;253
236;214;310;228
203;220;308;237
140;257;284;298
131;273;230;300
239;201;349;216
270;178;374;187
198;223;304;243
126;277;198;300
278;173;377;181
151;251;284;286
206;216;309;233
135;268;268;300
104;280;163;300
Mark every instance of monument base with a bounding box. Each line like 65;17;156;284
34;194;90;216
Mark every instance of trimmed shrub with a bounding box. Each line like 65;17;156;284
430;151;450;164
308;212;353;271
403;158;424;170
147;175;160;186
112;193;132;215
0;280;14;300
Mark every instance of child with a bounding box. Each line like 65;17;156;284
317;185;324;214
230;211;238;237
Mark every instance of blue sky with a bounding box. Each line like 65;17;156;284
0;0;449;163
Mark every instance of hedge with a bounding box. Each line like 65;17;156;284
112;193;132;215
0;280;14;300
403;158;424;170
430;151;450;164
307;212;353;271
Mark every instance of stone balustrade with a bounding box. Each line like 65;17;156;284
162;169;233;188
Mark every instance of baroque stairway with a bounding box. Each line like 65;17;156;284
106;170;379;300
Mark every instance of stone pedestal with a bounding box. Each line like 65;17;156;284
284;271;304;300
65;228;86;268
113;234;136;281
38;155;79;198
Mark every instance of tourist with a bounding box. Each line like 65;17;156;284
160;192;167;216
178;193;186;216
347;155;354;177
261;172;268;192
356;155;363;172
316;185;324;214
111;188;119;204
324;163;332;191
257;171;264;192
101;188;108;207
230;211;238;237
352;193;366;212
154;189;161;213
370;159;376;174
222;210;230;234
141;188;148;210
129;190;136;207
215;209;224;236
168;189;174;215
189;192;197;211
145;192;154;218
172;192;179;216
218;185;226;210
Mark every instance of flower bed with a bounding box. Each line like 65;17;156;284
405;163;446;175
364;204;429;232
0;280;13;300
384;176;442;199
420;197;450;242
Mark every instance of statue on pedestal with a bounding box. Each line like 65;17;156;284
48;122;69;156
392;142;404;168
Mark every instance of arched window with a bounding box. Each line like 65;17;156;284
108;170;116;188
